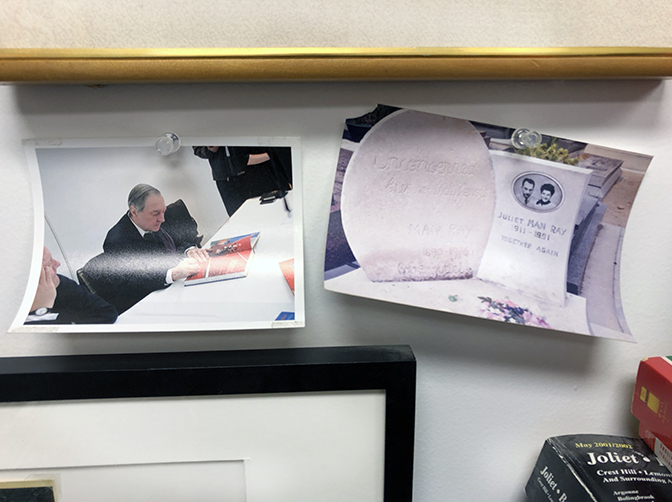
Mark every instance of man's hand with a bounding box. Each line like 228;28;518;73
207;146;219;152
171;258;201;281
186;247;209;263
31;265;58;311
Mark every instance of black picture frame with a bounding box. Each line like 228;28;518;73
0;345;416;502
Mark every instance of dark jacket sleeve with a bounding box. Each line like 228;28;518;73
227;147;251;167
25;275;118;325
193;146;215;159
193;146;249;180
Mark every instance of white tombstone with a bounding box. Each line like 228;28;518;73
340;109;496;282
476;151;591;306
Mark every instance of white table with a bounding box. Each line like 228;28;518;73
116;194;298;330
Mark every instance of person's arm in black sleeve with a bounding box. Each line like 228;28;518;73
26;275;118;325
193;146;218;159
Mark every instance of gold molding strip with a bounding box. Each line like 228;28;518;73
0;47;670;83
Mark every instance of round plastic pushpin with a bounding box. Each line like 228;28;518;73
511;128;542;149
155;132;180;155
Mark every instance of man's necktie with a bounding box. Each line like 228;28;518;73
144;229;176;253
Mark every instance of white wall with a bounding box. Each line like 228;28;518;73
1;0;671;48
1;79;671;502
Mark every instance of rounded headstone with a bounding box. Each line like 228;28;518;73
341;109;496;282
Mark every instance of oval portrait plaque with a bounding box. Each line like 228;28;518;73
512;171;564;212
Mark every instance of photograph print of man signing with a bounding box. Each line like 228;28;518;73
13;138;302;333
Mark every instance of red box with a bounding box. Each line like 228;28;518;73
632;356;672;462
632;357;672;429
638;421;672;472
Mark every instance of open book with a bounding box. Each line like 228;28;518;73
185;232;260;285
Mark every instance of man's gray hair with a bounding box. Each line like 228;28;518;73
128;184;161;212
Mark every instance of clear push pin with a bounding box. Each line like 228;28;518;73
155;132;181;156
511;128;542;149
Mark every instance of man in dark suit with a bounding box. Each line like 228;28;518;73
522;178;535;205
87;184;207;314
25;247;118;325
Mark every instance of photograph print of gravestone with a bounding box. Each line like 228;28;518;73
324;105;652;341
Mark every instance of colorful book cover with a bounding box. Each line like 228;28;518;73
186;232;259;285
208;232;260;255
279;258;295;294
275;311;295;321
632;357;672;437
526;434;672;501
